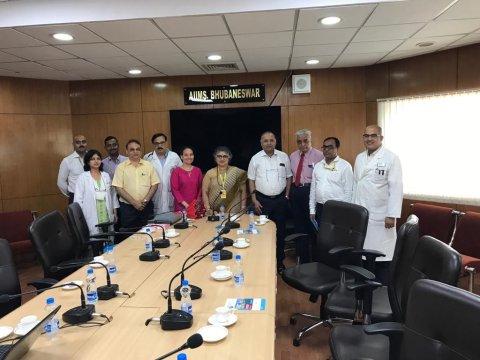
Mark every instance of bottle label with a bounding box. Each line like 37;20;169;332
108;264;117;274
181;303;192;314
87;290;98;303
234;274;244;287
145;242;152;252
212;250;220;262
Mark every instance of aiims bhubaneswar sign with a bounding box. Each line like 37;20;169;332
184;84;265;105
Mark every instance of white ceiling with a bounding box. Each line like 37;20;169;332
0;0;479;81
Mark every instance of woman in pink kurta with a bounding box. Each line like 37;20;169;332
170;146;203;212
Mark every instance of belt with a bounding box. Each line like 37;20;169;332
256;190;286;200
292;183;311;188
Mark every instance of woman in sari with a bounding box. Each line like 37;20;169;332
202;146;247;215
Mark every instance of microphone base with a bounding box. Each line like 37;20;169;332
62;304;95;324
222;237;233;246
160;309;193;330
207;215;220;222
139;250;160;262
174;222;189;229
97;284;119;300
174;284;202;301
220;249;233;260
225;221;240;229
153;239;170;248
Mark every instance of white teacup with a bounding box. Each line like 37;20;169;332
215;306;234;323
93;255;104;262
215;265;230;276
236;238;247;246
259;215;268;222
19;315;38;330
166;229;176;236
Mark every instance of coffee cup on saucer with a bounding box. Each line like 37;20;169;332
215;265;230;276
93;255;104;262
236;238;248;247
215;306;233;323
259;215;268;222
166;228;176;237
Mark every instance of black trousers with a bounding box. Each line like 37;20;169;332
118;201;153;242
290;185;314;263
256;192;288;266
68;192;75;204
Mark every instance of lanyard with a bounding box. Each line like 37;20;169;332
217;167;228;189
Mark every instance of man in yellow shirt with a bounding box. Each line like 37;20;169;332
113;139;160;238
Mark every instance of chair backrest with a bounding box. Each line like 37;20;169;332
394;235;461;322
0;210;33;243
451;211;480;258
316;200;369;269
401;279;480;360
410;203;456;244
29;211;77;280
0;238;21;317
67;203;91;257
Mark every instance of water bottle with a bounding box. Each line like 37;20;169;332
144;227;153;252
106;245;117;276
219;203;225;221
249;210;256;233
182;208;187;222
216;225;224;244
234;254;245;287
86;268;98;304
44;297;59;339
180;280;192;314
177;353;187;360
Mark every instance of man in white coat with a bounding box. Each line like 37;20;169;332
353;125;403;284
144;133;181;215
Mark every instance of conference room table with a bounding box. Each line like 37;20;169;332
0;216;277;359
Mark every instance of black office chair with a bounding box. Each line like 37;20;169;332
29;210;92;281
67;203;112;257
332;279;480;360
325;215;420;324
329;235;462;360
0;238;21;318
281;200;369;346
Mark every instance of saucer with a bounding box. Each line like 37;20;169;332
208;313;238;327
256;218;270;223
90;259;109;268
233;239;250;249
62;280;83;290
197;325;228;342
211;270;233;281
0;326;13;340
254;220;267;226
14;321;40;336
166;232;179;238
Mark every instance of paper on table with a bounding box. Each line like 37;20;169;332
225;298;266;311
237;229;260;235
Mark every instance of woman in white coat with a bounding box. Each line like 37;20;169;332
74;149;119;235
144;133;181;215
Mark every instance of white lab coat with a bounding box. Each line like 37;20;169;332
353;146;403;261
144;150;181;214
74;171;119;235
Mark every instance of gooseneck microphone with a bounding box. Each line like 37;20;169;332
153;225;172;249
224;190;256;229
0;282;94;324
172;225;231;301
155;333;203;360
207;191;222;222
146;241;225;330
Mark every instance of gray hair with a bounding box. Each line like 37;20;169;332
295;129;312;138
213;145;233;160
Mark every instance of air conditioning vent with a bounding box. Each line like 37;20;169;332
201;63;240;72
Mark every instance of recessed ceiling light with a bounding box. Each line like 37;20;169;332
52;33;73;41
319;16;341;25
128;69;142;75
416;41;435;48
207;54;222;61
305;59;320;65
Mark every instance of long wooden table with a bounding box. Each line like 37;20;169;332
0;217;277;359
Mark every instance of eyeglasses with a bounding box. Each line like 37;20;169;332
362;134;380;139
321;145;335;151
216;154;229;159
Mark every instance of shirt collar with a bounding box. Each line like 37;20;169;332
261;149;278;157
367;145;383;158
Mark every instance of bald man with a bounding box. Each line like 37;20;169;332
57;134;88;203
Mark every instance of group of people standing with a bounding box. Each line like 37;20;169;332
57;124;402;280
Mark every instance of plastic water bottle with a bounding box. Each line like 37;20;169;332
86;268;98;304
212;247;221;264
216;225;224;244
106;245;117;276
180;280;192;314
182;208;187;222
249;210;256;233
219;203;225;221
44;297;59;339
177;353;187;360
234;254;245;287
144;227;153;252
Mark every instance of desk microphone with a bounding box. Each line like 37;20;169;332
155;333;203;360
0;282;94;324
173;209;189;229
146;242;225;330
153;225;173;248
224;190;256;229
207;191;222;222
171;225;231;301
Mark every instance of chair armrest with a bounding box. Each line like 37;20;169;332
284;233;309;243
341;264;376;281
364;322;404;360
27;278;58;290
95;221;114;228
347;280;383;291
352;249;386;271
329;246;355;255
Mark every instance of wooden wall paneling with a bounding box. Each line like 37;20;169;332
457;43;480;90
141;76;213;112
365;101;378;126
288;103;366;165
389;49;458;97
69;79;142;114
280;106;290;154
2;194;69;215
365;63;389;101
0;77;15;114
141;111;171;153
71;114;109;155
288;67;366;106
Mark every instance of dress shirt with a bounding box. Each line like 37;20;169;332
112;159;160;203
248;149;292;196
102;155;128;180
309;156;354;214
57;151;85;196
290;147;324;184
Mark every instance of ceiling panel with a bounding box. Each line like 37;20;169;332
295;28;357;45
13;70;83;81
174;35;236;52
0;29;46;48
67;68;124;79
437;0;480;20
353;23;424;42
343;39;402;54
83;20;166;42
290;55;336;69
16;24;105;45
135;52;195;66
0;51;25;63
86;56;145;68
446;33;480;48
0;61;53;72
292;43;346;57
234;31;293;49
413;19;480;38
225;10;295;34
57;43;128;58
240;46;291;59
114;39;180;56
334;52;386;67
380;48;436;62
297;4;376;30
4;46;75;61
154;15;227;38
37;58;104;71
397;35;464;51
122;65;164;78
187;50;241;63
152;63;204;76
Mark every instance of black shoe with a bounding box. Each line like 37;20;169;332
277;263;286;274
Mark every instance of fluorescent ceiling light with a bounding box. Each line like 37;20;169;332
128;69;142;75
207;54;222;61
305;59;320;65
319;16;341;25
52;33;73;41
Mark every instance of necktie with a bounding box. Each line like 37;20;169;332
294;153;304;186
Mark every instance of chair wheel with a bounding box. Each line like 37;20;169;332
290;317;297;325
293;338;301;347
